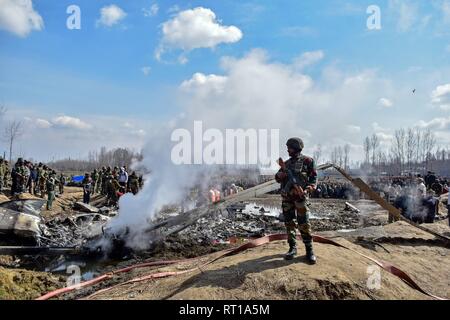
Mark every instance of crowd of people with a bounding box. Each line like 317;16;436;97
311;180;358;199
368;173;449;224
79;166;143;206
0;157;144;210
0;157;66;210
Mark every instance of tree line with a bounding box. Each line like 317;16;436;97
362;127;449;176
47;147;143;172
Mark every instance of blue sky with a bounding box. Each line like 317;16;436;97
1;0;450;162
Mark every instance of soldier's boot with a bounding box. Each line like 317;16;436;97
305;242;316;265
284;245;297;260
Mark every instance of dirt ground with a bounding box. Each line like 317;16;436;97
53;219;448;301
0;266;64;300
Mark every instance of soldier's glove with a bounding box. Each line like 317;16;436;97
292;185;305;200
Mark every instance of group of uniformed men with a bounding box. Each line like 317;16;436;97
0;157;65;210
80;166;142;206
0;157;143;210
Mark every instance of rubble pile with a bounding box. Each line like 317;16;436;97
39;213;110;247
175;199;363;244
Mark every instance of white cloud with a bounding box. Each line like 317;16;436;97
167;5;180;13
132;129;147;137
442;0;450;24
97;4;126;27
431;83;450;110
378;98;394;108
143;3;158;17
346;125;361;134
141;66;151;76
293;50;325;70
0;0;43;37
180;72;228;94
372;122;390;132
417;116;450;130
389;0;418;32
156;7;243;61
35;118;52;129
52;115;92;130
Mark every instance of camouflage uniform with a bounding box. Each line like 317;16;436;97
46;173;58;210
12;159;27;194
3;161;10;189
101;168;110;196
276;138;318;263
39;166;49;198
91;169;99;194
128;172;139;195
59;173;66;194
106;175;120;206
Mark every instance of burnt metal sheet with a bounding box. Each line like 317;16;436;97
0;199;45;238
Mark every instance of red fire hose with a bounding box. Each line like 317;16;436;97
36;234;446;300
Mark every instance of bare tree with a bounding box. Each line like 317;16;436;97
330;147;337;165
336;146;343;167
3;120;23;162
393;129;405;171
313;144;322;164
363;136;371;165
422;128;436;170
414;127;423;165
370;134;380;166
405;128;416;171
343;144;351;169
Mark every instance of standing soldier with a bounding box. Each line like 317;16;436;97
39;165;49;198
3;161;9;189
106;174;120;206
29;163;38;195
12;158;26;195
275;138;318;264
128;171;139;195
35;163;42;194
96;167;102;194
82;173;93;204
101;167;110;196
91;169;99;194
58;172;66;194
23;160;31;194
46;171;58;210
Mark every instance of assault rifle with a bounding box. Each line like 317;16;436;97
277;157;305;200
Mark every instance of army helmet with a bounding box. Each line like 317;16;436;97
286;137;304;152
17;157;24;165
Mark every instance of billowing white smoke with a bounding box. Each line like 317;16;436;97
104;49;393;250
105;123;204;250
